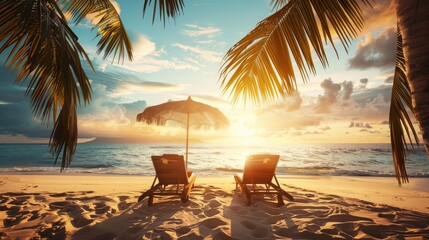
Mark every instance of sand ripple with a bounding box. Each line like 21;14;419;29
1;184;429;239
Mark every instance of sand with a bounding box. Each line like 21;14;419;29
1;174;429;239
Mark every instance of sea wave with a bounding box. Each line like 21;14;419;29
1;143;428;177
71;164;114;169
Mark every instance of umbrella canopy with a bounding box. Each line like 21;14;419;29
136;96;229;166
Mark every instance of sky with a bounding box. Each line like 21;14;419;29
0;0;416;146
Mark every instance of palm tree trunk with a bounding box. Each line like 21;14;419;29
396;0;429;154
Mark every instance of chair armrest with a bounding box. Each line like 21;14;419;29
187;172;195;181
234;173;243;183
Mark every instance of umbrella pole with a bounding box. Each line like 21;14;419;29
186;112;190;168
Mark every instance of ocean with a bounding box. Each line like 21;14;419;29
0;143;428;177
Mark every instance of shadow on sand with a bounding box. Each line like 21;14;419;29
1;184;429;239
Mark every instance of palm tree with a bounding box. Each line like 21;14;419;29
143;0;428;185
0;0;132;170
394;0;429;182
220;0;428;185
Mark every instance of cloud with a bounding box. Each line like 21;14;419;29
384;76;394;83
320;126;331;131
359;78;369;89
349;122;373;129
117;36;200;73
0;68;51;138
359;129;381;134
360;0;396;31
172;43;223;63
257;91;303;113
315;78;341;113
341;81;353;102
182;24;221;37
133;36;157;60
112;82;184;96
349;28;396;70
183;94;228;105
285;92;303;112
77;82;148;136
0;59;182;140
197;40;215;44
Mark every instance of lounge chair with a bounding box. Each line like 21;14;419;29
234;154;294;206
138;154;196;206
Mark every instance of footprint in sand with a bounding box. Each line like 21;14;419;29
377;212;396;219
37;220;66;240
10;196;30;205
118;201;132;211
94;202;111;214
204;208;220;217
81;204;94;212
192;209;203;215
208;200;222;208
320;228;338;235
49;192;68;197
332;222;359;235
118;195;129;201
71;213;94;228
49;201;71;210
204;193;216;201
199;217;227;229
0;196;9;204
176;226;191;235
28;210;40;221
6;206;22;215
3;214;26;227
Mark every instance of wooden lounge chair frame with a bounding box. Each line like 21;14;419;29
138;154;196;206
234;154;294;206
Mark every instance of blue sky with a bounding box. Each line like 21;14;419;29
1;0;412;145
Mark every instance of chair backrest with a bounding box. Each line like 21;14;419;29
242;154;280;184
151;154;189;184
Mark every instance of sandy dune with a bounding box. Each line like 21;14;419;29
1;174;429;239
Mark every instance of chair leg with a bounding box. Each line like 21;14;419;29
181;175;196;203
148;194;154;206
276;193;285;206
234;175;251;206
138;191;149;202
138;181;161;203
140;182;162;205
269;183;294;201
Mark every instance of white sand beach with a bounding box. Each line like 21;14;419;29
1;174;429;239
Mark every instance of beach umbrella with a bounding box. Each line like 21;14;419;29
136;96;229;167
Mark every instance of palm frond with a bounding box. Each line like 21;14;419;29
389;26;419;185
0;0;92;170
270;0;289;10
61;0;133;63
143;0;184;25
220;0;370;106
